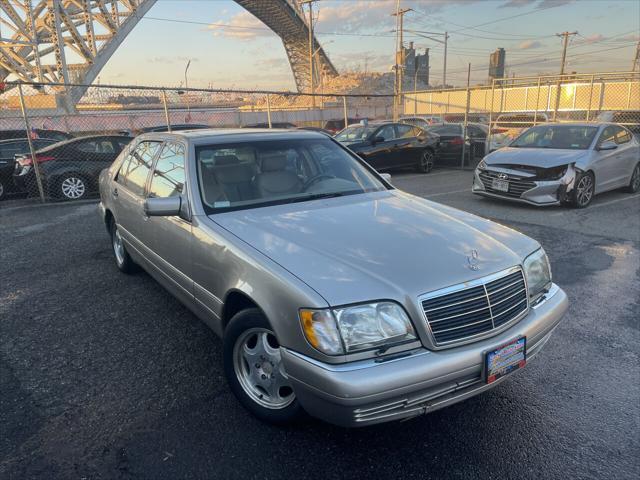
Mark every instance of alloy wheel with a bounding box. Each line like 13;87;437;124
420;151;434;172
233;328;294;410
61;177;86;199
576;174;594;206
112;227;125;266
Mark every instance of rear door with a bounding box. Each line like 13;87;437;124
394;124;422;166
145;141;193;297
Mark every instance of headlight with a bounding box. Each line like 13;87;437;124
523;249;552;302
300;302;416;355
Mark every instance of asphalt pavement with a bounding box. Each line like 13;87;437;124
1;169;639;479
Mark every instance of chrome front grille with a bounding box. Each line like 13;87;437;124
421;268;528;345
479;170;536;198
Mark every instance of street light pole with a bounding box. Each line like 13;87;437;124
443;31;449;87
184;59;191;118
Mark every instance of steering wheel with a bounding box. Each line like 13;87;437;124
303;174;336;191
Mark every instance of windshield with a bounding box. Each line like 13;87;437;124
196;138;387;213
334;125;376;142
510;125;598;150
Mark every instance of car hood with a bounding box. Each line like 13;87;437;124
211;190;539;306
484;147;588;168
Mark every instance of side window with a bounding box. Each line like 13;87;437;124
397;124;414;138
115;138;132;150
377;124;396;141
77;140;116;154
148;143;186;198
614;126;631;144
117;141;160;196
598;126;616;146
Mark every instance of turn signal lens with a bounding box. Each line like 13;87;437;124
299;309;344;355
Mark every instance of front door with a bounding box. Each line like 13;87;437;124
111;140;161;255
145;141;193;297
365;124;397;170
593;126;629;192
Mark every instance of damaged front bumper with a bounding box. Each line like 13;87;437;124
472;164;577;206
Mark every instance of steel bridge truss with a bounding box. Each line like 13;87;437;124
0;0;337;104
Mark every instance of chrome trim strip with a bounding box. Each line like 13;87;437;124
432;317;493;334
488;287;527;307
428;305;491;324
423;292;488;313
486;277;525;294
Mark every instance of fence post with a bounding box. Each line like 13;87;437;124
487;79;496;155
266;94;272;128
586;74;595;121
533;76;541;125
342;96;348;129
161;90;171;132
461;63;471;169
18;83;46;203
626;81;632;109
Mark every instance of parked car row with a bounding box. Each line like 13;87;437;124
0;134;132;200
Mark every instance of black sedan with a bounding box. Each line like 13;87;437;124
13;135;132;200
0;137;59;200
424;122;488;167
334;122;439;173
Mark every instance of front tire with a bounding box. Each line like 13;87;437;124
571;171;595;208
223;309;303;425
625;163;640;193
109;218;138;273
417;149;434;173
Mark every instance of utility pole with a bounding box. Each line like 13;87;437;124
300;0;317;109
553;31;577;120
443;31;449;87
392;2;412;120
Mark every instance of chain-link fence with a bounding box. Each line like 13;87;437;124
402;71;640;169
1;72;638;202
0;81;393;202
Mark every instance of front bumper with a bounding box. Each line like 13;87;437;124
282;284;568;427
472;168;567;206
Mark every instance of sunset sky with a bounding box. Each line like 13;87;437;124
96;0;640;89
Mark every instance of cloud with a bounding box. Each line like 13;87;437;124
210;0;476;41
500;0;574;8
147;56;199;64
518;40;543;49
208;11;272;40
581;34;605;44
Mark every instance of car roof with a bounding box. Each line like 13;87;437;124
0;137;58;145
136;128;329;144
35;134;131;151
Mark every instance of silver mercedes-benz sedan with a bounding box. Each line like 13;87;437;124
98;129;568;427
473;123;640;208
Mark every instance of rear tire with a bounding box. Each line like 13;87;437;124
625;163;640;193
56;174;89;200
571;171;595;208
109;218;138;274
223;308;304;425
417;149;434;173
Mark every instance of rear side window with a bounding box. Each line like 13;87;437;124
614;126;632;144
429;124;460;135
397;124;414;138
117;141;161;196
148;143;186;198
77;140;116;154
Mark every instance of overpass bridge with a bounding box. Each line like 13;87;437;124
0;0;337;103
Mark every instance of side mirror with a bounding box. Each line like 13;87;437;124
144;196;181;217
598;141;617;151
372;135;385;144
380;173;392;183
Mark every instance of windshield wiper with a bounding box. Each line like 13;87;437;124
285;191;355;204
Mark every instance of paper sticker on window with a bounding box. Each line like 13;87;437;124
214;201;231;208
